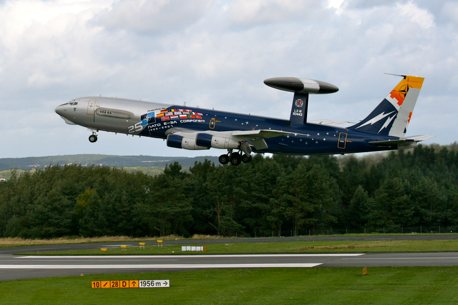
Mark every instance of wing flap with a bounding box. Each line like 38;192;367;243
232;129;290;151
232;129;290;138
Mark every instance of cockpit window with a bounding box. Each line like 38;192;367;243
60;101;78;106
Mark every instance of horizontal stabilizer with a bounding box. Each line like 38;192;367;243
369;135;431;148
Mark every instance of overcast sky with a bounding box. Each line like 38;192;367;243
0;0;457;158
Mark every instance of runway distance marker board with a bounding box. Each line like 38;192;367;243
91;280;170;289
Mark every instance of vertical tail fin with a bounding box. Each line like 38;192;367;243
349;75;424;137
290;92;309;126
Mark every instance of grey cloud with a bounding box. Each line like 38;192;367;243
346;0;451;26
442;2;458;24
0;0;456;158
93;0;212;35
224;0;325;29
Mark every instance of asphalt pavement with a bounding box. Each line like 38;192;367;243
1;252;458;280
1;235;458;281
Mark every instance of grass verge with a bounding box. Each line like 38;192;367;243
0;236;185;248
1;267;458;305
0;237;143;248
20;239;458;255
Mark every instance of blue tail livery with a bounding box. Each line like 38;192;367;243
349;75;424;137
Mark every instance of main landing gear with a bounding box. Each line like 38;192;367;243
218;150;252;166
88;131;98;143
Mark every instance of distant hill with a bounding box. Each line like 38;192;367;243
0;154;219;171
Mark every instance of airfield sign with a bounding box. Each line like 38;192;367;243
91;280;170;289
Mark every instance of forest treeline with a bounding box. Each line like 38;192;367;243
0;144;457;238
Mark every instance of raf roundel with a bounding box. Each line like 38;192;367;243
295;99;304;108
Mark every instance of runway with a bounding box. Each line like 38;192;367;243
2;235;458;280
1;252;458;281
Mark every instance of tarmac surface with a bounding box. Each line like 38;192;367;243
1;252;458;280
1;235;458;281
2;234;458;255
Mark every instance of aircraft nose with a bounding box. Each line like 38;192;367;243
54;103;68;116
55;102;78;125
55;104;65;116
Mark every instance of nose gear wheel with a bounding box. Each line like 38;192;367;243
89;131;98;143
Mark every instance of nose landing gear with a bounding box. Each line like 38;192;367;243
88;132;98;143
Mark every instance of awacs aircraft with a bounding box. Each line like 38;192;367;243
55;75;426;165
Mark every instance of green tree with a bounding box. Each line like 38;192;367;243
272;163;339;235
206;166;243;236
371;177;413;232
347;185;372;232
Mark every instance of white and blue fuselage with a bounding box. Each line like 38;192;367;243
55;76;427;165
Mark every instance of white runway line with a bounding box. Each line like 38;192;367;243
353;256;458;260
0;263;322;269
18;254;364;259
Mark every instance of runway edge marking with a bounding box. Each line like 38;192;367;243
0;263;322;269
17;254;364;259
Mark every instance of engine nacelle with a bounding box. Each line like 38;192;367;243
167;132;241;150
195;133;212;147
166;133;209;150
196;133;240;149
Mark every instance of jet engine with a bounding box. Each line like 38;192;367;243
166;132;240;150
195;133;240;149
166;133;209;150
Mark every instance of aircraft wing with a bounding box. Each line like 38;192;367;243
232;129;291;150
167;128;291;151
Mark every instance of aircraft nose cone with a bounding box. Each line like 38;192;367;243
55;104;65;116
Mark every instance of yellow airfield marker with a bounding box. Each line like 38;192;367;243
91;280;169;289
